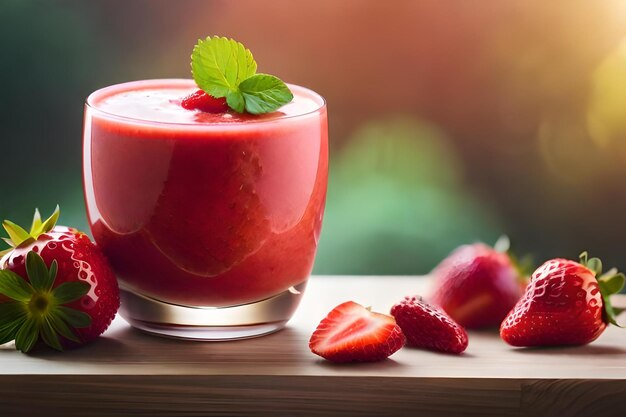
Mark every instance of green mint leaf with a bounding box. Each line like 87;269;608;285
40;319;63;351
240;74;294;114
26;251;53;292
0;269;35;302
191;36;257;99
52;281;91;304
190;36;293;114
48;312;80;343
2;220;30;247
226;91;245;113
57;306;92;328
14;318;39;353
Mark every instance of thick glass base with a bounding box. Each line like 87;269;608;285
118;281;307;341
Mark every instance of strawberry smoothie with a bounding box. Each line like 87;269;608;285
83;79;328;310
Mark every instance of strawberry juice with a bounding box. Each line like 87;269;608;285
83;79;327;339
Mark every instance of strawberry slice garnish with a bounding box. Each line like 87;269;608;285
181;89;228;113
391;296;468;354
309;301;405;363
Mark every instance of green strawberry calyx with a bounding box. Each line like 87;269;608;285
579;251;625;327
0;251;92;353
2;206;60;254
494;235;534;285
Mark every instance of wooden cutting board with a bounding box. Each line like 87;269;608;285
1;276;626;417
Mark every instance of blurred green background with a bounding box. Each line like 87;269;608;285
2;0;626;274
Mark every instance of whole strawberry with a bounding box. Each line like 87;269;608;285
500;252;624;347
430;242;524;329
309;301;405;363
0;207;119;352
391;296;468;354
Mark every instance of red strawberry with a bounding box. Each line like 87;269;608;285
0;207;119;352
181;89;229;113
500;252;624;347
391;296;468;354
309;301;405;363
430;242;524;329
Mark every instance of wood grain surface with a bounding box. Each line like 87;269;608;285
1;276;626;416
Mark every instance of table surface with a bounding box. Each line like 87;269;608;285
2;276;626;417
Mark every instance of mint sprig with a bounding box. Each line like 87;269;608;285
191;36;293;114
0;251;91;353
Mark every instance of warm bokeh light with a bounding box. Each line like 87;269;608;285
588;38;626;148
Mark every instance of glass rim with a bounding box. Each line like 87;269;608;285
85;78;326;129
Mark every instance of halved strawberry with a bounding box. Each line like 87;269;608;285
309;301;405;363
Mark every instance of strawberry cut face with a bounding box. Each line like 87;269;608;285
500;259;606;347
309;301;405;363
